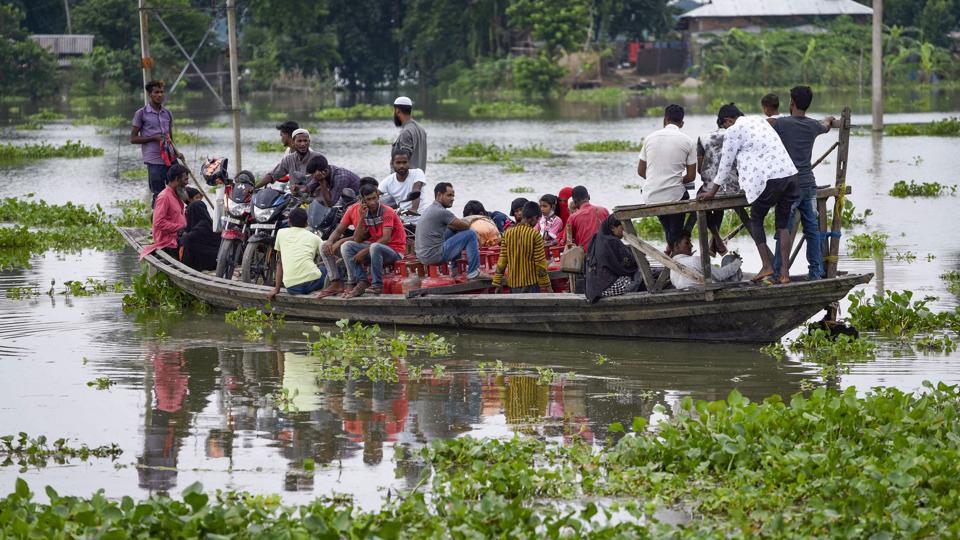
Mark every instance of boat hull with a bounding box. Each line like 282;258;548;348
119;227;872;343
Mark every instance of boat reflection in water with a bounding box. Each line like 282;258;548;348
132;339;806;498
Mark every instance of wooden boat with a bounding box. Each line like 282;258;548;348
118;108;871;343
118;228;868;343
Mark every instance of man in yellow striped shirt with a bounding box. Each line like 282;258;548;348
493;201;552;294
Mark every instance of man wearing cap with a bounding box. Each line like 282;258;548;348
276;121;300;155
392;96;427;172
257;128;320;189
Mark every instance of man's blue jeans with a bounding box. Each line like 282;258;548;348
341;241;401;285
286;275;325;295
440;229;480;275
774;185;823;280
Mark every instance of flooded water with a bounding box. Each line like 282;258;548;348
1;92;959;505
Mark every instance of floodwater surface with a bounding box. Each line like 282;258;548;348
1;94;959;505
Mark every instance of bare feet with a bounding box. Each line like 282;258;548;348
776;274;791;285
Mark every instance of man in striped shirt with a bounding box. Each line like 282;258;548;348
493;201;553;294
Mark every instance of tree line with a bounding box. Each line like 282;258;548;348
1;0;958;100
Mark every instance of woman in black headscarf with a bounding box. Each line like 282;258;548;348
180;188;221;271
584;214;640;303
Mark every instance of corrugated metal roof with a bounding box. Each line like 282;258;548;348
680;0;872;19
29;35;95;56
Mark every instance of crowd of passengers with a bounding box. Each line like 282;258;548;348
136;81;835;302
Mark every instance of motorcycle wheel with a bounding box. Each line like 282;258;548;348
215;238;239;280
241;241;272;285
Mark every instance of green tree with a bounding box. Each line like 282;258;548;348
0;4;59;99
917;0;957;46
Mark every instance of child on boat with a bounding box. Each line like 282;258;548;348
493;201;552;294
536;194;564;245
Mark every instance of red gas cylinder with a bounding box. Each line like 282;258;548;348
423;264;456;288
382;261;404;294
455;258;468;283
547;245;562;272
400;262;422;294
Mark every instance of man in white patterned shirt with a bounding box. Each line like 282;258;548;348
698;113;799;284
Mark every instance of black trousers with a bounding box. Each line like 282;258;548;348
749;176;799;245
658;191;690;249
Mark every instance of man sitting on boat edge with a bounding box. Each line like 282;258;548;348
268;208;325;300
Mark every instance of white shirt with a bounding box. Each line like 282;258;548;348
715;116;798;203
670;253;743;289
638;124;696;204
379;168;426;213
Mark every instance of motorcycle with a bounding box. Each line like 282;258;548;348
240;180;305;285
214;170;256;280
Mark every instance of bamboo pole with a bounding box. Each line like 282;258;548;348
871;0;883;131
825;108;852;278
226;0;242;173
137;0;152;106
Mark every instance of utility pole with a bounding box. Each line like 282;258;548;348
871;0;883;132
63;0;72;34
227;0;242;173
138;0;152;105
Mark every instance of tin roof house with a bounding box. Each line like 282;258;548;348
28;35;94;67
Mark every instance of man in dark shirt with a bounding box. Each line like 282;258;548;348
304;154;360;206
770;86;835;280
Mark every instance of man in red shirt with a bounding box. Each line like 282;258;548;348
140;164;188;260
564;186;609;251
332;184;406;297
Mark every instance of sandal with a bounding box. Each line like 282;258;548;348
316;285;343;299
367;284;383;295
343;281;369;298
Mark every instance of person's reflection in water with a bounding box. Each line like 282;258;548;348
138;347;217;492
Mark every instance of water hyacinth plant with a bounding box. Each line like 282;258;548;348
888;180;957;197
0;141;103;163
312;104;393;121
574;140;643;152
846;231;888;258
441;142;553;163
468;101;544;119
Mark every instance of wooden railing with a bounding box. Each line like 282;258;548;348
612;107;853;292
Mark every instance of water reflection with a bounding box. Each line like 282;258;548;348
128;336;811;496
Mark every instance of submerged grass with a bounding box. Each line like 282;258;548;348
441;141;554;163
0;141;103;163
6;382;960;536
885;117;960;136
888;180;957;197
574;139;643;152
312;104;393;121
468;101;544;119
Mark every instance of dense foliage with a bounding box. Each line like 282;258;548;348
698;17;959;87
4;383;960;536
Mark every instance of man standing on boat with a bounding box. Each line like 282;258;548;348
130;80;181;207
770;86;835;281
698;114;798;284
392;97;427;172
637;104;697;255
256;129;320;189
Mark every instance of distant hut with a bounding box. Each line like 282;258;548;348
677;0;872;69
28;35;94;67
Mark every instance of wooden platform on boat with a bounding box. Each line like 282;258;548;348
118;226;871;343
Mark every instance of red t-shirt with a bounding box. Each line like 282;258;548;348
568;202;609;251
340;203;406;254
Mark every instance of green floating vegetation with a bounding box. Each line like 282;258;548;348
254;140;286;153
468;101;544;119
8;382;960;536
303;320;451;382
644;105;664;116
848;289;960;338
225;306;284;340
86;377;115;390
122;268;209;314
846;231;888;258
312;104;393;121
632;210;774;239
1;433;121;472
508;186;534;193
207;120;230;128
441;141;553;163
942;270;960;296
502;162;525;173
564;87;632;105
574;139;643;152
885;117;960;136
623;183;641;189
0;141;103;163
265;111;287;121
370;136;391;145
172;128;210;146
26;109;66;121
118;168;146;180
889;180;957;198
14;121;43;130
71;114;126;130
